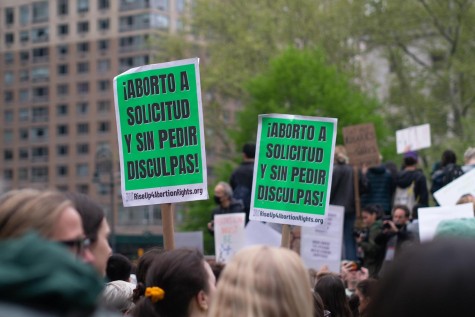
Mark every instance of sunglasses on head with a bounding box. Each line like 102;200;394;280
59;237;91;256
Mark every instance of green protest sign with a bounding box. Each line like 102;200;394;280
113;58;208;207
250;114;337;226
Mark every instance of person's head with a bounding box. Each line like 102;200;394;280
403;151;418;167
209;246;313;317
134;248;215;317
392;205;410;225
315;274;352;317
367;239;475;317
65;192;112;276
106;253;132;282
0;189;93;262
213;181;233;206
456;194;475;215
464;147;475;165
355;278;377;316
334;146;349;164
102;280;136;314
133;248;163;304
242;143;256;160
441;150;457;167
361;205;381;228
0;233;104;316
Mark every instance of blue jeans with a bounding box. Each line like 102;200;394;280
343;213;357;261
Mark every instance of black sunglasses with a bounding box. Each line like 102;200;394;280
59;237;91;256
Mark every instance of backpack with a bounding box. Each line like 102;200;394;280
393;181;417;211
441;164;464;186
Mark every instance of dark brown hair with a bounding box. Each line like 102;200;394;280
133;249;209;317
132;248;163;303
64;192;104;243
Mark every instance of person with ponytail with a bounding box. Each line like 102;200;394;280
132;249;216;317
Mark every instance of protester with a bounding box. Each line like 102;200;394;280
207;181;244;233
330;145;367;261
355;205;385;278
376;204;415;275
462;147;475;173
107;253;133;282
340;261;369;298
133;249;215;317
0;189;94;262
102;280;136;314
360;158;395;215
209;246;313;317
457;193;475;215
431;150;464;200
394;151;428;208
65;192;113;276
368;239;475;317
355;279;377;317
132;248;163;304
0;233;108;317
315;274;353;317
229;143;255;223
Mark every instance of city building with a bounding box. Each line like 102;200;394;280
0;0;189;249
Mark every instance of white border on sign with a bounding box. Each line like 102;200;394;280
249;113;338;227
113;58;208;207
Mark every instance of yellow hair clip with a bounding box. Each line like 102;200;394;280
145;286;165;303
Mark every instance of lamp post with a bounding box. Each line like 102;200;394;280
93;145;117;252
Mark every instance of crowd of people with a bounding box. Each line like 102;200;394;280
0;145;475;316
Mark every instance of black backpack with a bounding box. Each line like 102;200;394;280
441;163;464;186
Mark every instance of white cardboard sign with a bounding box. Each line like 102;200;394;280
244;221;282;247
300;205;345;272
396;124;431;154
434;168;475;206
418;204;474;242
174;231;203;253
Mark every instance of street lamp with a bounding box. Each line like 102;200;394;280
93;145;117;252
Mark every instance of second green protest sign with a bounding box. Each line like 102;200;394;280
114;58;208;207
250;114;337;226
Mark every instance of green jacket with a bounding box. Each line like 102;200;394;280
358;220;385;277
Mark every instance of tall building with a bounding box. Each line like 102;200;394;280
0;0;187;244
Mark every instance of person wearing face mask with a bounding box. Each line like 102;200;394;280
207;181;244;234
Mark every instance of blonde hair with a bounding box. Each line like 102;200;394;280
0;189;72;239
208;246;313;317
334;145;349;164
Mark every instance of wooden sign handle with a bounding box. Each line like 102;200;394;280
160;203;175;250
281;224;291;248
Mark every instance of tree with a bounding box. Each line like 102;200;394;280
234;47;391;156
338;0;475;158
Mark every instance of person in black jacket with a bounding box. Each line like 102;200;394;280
229;143;255;223
395;151;428;207
207;181;244;233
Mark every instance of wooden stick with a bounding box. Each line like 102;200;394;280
353;166;363;229
160;203;175;250
281;224;291;248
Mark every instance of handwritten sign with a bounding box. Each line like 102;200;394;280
300;205;344;272
250;114;337;226
214;213;245;263
343;123;380;167
113;58;208;207
396;123;431;154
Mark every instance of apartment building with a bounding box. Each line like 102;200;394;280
0;0;187;238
